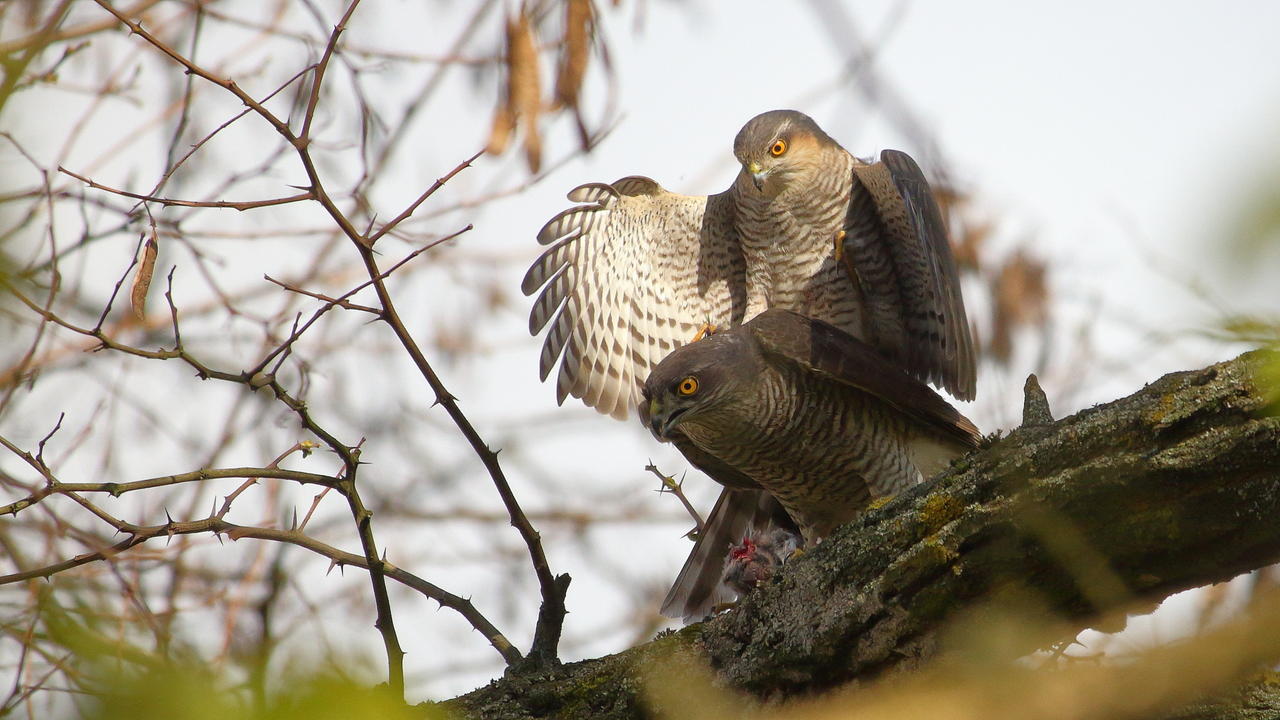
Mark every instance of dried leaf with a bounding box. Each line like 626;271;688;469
554;0;593;110
130;233;158;321
523;119;543;174
486;101;515;155
508;11;543;173
952;219;992;273
989;250;1049;363
934;186;987;273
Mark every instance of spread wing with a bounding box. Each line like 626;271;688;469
523;177;745;420
842;150;976;401
748;309;980;450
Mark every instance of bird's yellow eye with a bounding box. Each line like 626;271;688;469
677;377;699;396
770;139;787;157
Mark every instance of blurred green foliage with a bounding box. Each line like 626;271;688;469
1229;161;1280;276
83;668;441;720
15;593;449;720
1218;142;1280;416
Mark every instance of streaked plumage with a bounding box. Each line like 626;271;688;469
642;310;980;620
523;110;975;421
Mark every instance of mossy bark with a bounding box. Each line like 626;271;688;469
444;351;1280;719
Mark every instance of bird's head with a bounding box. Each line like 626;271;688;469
639;330;756;442
732;109;835;197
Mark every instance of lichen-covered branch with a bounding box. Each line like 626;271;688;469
446;350;1280;719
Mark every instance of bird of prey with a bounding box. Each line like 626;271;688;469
642;309;981;619
523;109;975;422
522;109;978;619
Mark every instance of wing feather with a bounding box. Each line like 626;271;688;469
749;309;980;449
845;151;977;401
523;176;743;419
537;295;573;381
527;253;571;334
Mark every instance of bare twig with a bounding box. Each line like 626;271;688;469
59;166;313;210
0;511;521;665
365;149;484;245
646;462;703;532
89;0;414;694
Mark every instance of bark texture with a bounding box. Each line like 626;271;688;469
444;351;1280;719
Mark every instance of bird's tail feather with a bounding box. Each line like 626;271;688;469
660;489;795;623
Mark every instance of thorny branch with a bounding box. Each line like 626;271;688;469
0;465;521;665
646;463;704;533
110;0;567;668
0;0;626;707
5;0;576;695
89;0;408;693
59;166;313;211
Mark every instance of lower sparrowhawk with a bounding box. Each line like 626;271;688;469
642;309;980;620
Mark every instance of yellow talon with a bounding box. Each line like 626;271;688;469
691;322;717;342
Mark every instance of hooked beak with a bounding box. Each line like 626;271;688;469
645;396;686;441
746;161;767;191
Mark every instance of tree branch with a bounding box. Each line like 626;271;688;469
58;166;313;210
446;350;1280;719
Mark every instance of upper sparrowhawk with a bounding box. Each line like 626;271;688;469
523;109;975;420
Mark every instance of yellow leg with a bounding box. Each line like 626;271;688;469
833;229;847;261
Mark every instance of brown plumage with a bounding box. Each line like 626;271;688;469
523;110;978;621
642;310;980;621
523;110;975;422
